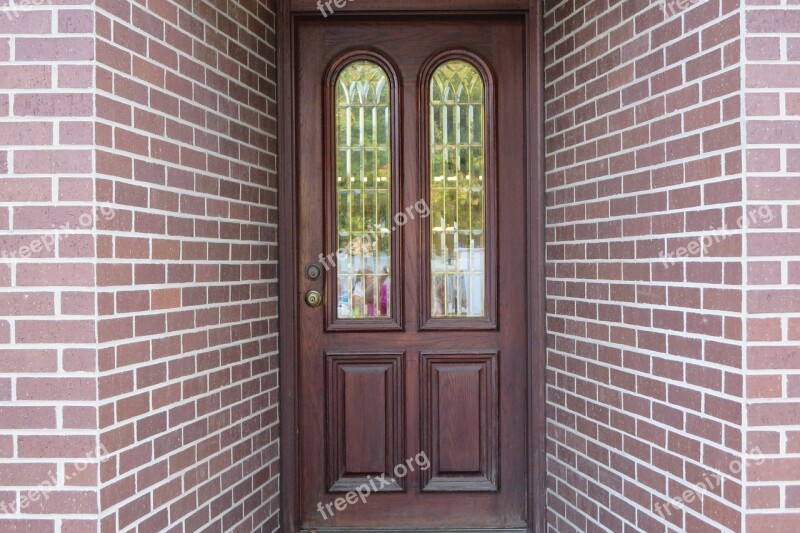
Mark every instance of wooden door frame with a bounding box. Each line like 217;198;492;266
277;2;546;531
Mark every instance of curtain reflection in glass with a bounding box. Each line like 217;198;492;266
335;61;392;319
430;60;485;318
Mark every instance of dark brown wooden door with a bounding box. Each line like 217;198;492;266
295;14;529;531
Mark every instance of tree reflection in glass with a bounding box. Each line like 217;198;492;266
430;60;486;318
335;61;392;319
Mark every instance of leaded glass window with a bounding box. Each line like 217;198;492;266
334;60;393;319
429;60;486;318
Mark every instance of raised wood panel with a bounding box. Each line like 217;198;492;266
420;351;498;492
438;368;481;472
326;352;405;492
344;369;387;473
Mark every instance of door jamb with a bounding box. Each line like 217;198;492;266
277;3;546;531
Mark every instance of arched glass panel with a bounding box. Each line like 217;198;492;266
334;61;393;319
429;60;485;318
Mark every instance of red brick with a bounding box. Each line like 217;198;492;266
14;149;92;174
702;69;740;100
748;120;800;144
14;94;93;117
16;263;94;287
0;463;55;485
15;320;95;344
0;122;52;145
0;407;56;429
16;37;94;61
0;293;53;315
0;349;57;372
13;206;94;230
116;392;149;422
17;378;96;401
18;436;96;459
746;9;800;34
58;64;93;89
749;403;800;426
59;9;94;33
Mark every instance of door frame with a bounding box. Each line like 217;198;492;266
277;2;546;531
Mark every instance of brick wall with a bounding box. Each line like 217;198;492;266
3;0;798;531
0;1;101;531
0;0;280;531
743;1;800;529
544;0;746;531
93;0;279;531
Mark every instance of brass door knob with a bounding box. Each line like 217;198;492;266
305;290;323;307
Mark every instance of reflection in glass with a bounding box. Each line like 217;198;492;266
335;61;392;319
430;60;485;318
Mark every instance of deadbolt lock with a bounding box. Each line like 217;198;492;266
305;290;323;308
305;264;322;280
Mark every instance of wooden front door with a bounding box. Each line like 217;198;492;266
292;12;532;531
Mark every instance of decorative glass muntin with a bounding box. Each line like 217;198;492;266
429;59;486;318
334;60;393;320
